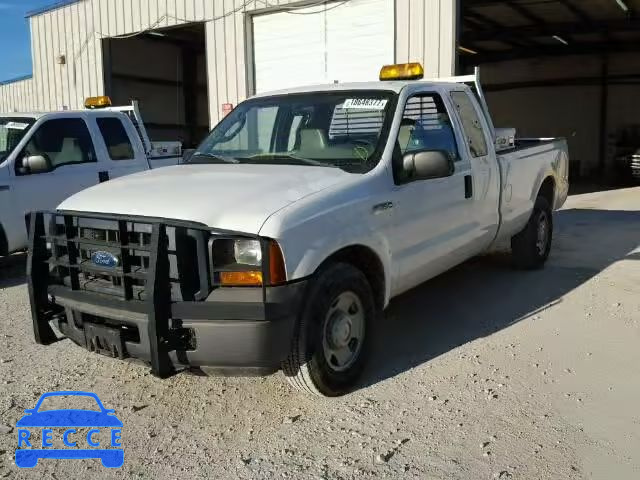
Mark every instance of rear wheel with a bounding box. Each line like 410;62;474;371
282;263;376;397
511;196;553;269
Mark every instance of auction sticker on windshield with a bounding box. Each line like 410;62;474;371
342;98;388;110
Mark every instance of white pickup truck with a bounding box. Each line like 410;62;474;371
0;98;181;256
27;64;569;397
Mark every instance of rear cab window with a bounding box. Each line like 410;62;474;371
450;91;488;158
96;117;135;161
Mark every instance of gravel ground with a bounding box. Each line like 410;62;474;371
0;186;639;480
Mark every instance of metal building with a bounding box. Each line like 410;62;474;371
3;0;638;179
0;0;458;147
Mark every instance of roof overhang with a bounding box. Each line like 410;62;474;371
25;0;81;19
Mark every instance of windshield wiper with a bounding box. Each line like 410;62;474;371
189;152;239;164
241;154;336;168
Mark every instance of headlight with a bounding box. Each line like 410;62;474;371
210;238;286;287
233;239;262;266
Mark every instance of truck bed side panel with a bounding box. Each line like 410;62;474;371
495;139;569;243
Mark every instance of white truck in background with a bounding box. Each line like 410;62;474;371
27;65;569;397
0;98;182;256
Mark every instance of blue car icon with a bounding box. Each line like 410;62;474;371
15;391;123;468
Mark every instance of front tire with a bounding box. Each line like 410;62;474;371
511;196;553;270
282;263;376;397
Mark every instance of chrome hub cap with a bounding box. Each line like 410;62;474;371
536;211;549;255
322;292;365;372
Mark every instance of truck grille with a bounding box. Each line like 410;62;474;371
41;213;210;302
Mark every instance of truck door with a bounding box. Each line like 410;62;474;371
389;92;478;294
10;118;101;243
92;115;149;180
449;89;500;249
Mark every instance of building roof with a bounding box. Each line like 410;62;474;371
25;0;80;18
0;74;33;86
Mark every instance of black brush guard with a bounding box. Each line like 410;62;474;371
27;211;303;377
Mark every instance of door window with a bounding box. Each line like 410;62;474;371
97;118;135;160
17;118;96;175
450;91;488;158
397;93;459;161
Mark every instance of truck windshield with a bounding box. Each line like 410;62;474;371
191;91;397;173
0;117;35;163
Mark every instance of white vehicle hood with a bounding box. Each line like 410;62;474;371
58;164;352;234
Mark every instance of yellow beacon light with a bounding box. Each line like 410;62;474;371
84;96;112;109
379;62;424;81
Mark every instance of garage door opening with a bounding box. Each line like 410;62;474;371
459;0;640;188
102;23;209;149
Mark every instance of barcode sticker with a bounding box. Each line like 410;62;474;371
342;99;388;110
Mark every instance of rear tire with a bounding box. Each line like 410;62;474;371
282;262;376;397
511;196;553;270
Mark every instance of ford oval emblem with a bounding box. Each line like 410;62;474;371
91;251;119;268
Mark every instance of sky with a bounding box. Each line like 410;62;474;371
0;0;49;82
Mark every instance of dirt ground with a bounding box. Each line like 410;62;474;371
0;187;638;480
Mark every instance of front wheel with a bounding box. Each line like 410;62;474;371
282;263;376;397
511;196;553;269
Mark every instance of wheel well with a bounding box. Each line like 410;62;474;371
538;177;555;207
320;245;386;310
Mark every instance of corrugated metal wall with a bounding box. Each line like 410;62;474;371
0;0;458;124
0;78;38;112
396;0;457;80
206;0;458;124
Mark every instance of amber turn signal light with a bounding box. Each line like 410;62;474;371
220;271;263;286
269;240;287;285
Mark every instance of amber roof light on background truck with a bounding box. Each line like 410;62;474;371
84;96;112;109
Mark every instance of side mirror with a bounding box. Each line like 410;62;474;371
20;155;51;174
402;150;454;180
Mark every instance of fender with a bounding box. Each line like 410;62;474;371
261;174;396;306
291;235;393;307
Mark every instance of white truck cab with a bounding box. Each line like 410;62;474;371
0;98;181;255
27;65;569;397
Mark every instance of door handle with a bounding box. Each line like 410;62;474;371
98;171;110;183
464;175;473;199
372;202;394;214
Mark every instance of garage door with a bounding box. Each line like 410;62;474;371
252;0;394;94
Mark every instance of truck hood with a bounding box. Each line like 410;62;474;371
58;164;352;234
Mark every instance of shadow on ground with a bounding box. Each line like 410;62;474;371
362;208;640;388
0;253;27;289
569;178;639;195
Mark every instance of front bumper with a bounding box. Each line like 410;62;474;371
27;211;306;377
